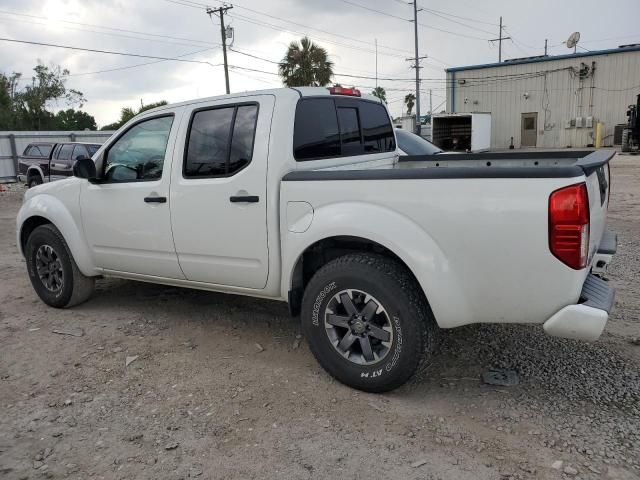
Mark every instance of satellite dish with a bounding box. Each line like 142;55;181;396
566;31;581;50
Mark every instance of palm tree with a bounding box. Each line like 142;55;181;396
371;86;386;103
404;93;416;115
278;37;334;87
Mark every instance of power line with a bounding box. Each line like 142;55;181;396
419;8;496;36
68;48;215;76
6;35;580;90
161;0;453;70
338;0;410;22
0;9;218;48
417;5;498;26
0;37;222;66
336;0;491;41
0;13;216;50
161;0;415;58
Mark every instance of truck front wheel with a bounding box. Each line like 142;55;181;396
301;253;436;392
25;224;95;308
27;174;43;188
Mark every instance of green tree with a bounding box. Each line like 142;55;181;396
278;37;333;87
371;86;386;103
54;109;97;130
13;64;85;130
404;93;416;115
0;72;22;129
101;100;168;130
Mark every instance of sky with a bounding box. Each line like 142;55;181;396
1;0;639;127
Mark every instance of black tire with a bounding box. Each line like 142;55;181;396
28;174;43;188
25;224;95;308
301;253;437;393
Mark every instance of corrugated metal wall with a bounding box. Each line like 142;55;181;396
0;131;114;182
446;50;640;149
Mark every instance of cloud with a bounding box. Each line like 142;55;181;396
1;0;638;125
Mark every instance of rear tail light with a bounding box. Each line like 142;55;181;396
328;86;361;97
549;182;590;269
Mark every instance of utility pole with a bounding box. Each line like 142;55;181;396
206;4;233;94
375;38;378;89
429;89;432;117
544;38;548;56
410;1;423;135
489;16;511;63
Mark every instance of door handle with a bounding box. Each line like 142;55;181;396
144;196;167;203
229;195;259;203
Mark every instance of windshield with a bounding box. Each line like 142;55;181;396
395;129;442;155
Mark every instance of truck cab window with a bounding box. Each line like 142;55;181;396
103;115;174;182
337;107;361;156
360;102;395;153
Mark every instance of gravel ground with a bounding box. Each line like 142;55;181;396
1;154;639;480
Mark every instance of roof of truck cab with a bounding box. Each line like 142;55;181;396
142;87;382;115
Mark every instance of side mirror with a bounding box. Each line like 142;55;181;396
73;157;97;180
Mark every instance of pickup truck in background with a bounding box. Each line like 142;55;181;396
18;142;101;187
16;87;616;392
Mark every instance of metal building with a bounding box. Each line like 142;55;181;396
445;45;640;149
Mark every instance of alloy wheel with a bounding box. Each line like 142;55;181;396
324;289;393;365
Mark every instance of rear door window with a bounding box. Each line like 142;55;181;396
184;103;259;178
58;144;74;160
293;99;340;160
72;145;90;160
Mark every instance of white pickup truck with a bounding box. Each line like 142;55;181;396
17;86;616;392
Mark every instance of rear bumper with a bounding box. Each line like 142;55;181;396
543;275;615;341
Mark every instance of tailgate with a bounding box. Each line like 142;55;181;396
581;152;613;266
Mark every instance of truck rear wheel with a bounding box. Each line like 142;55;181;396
301;253;436;392
25;224;95;308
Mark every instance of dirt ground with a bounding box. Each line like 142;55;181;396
1;154;639;480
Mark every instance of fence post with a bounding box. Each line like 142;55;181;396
9;134;18;181
70;132;76;142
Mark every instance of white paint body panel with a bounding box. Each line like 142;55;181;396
170;95;274;289
15;87;612;341
79;106;186;279
281;176;589;328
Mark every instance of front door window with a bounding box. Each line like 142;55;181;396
103;116;174;182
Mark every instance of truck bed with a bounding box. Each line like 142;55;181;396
281;148;614;331
284;150;615;180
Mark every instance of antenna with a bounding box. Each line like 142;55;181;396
566;32;581;53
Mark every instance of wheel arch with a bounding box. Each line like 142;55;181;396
282;201;471;328
26;166;45;183
18;195;98;277
287;235;418;316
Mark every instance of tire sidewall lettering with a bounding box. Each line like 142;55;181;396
312;281;336;326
